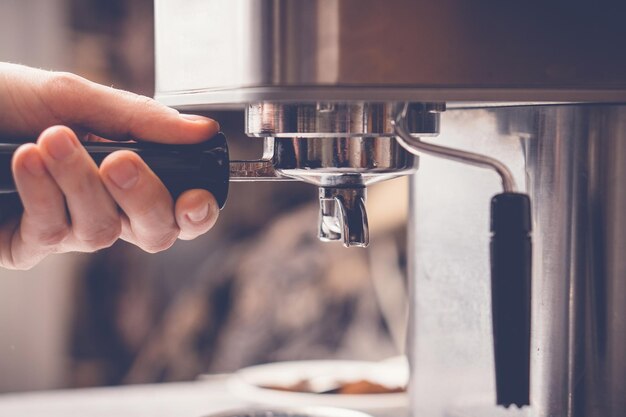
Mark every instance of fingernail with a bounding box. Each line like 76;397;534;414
186;203;210;223
45;129;77;161
180;114;220;130
179;114;207;122
22;151;45;176
107;159;139;190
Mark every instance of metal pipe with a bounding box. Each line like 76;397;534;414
392;103;517;193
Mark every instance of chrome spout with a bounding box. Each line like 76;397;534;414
318;187;368;248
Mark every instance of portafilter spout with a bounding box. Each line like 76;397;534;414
318;186;368;247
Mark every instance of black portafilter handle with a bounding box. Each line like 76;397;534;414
490;192;532;408
0;132;230;208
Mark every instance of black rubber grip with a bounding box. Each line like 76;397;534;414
0;133;230;208
490;192;532;408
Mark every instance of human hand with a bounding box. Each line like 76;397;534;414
0;63;221;269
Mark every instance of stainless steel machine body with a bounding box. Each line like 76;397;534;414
154;1;626;416
411;105;626;417
155;0;626;106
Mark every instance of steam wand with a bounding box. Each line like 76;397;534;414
393;103;532;408
393;103;517;192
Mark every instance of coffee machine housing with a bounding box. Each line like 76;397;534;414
154;1;626;416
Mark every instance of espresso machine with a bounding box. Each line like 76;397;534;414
149;1;626;416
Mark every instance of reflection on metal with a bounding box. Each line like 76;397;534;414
525;105;626;417
246;102;443;138
410;104;626;417
229;160;293;182
271;136;417;187
155;0;626;107
318;187;368;248
238;101;438;247
393;102;517;192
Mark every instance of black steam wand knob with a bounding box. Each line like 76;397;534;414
490;192;532;407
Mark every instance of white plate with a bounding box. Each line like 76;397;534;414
227;358;409;416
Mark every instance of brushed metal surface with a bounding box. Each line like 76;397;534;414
409;104;626;417
272;136;416;187
246;102;443;137
155;0;626;106
154;1;626;412
526;105;626;417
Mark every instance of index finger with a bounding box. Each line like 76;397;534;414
43;72;220;144
1;63;219;144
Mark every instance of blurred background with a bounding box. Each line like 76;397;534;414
0;0;408;394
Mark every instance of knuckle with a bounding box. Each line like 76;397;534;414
42;72;87;119
75;218;121;249
124;94;159;135
35;225;71;247
131;93;155;107
45;71;85;97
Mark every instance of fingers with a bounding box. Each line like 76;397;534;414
7;143;70;268
101;153;219;249
100;150;180;253
37;126;121;250
41;71;219;143
175;189;219;241
2;127;219;268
